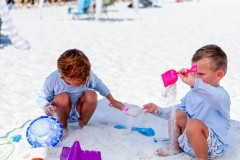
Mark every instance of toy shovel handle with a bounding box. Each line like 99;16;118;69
186;64;198;73
179;64;198;74
131;127;155;136
131;127;142;132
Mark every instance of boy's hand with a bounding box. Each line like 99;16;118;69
143;103;159;114
178;68;195;87
43;104;56;116
106;93;124;110
110;100;125;110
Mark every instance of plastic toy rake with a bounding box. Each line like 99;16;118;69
0;138;15;160
161;65;198;87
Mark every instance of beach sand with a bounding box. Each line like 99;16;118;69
0;0;240;159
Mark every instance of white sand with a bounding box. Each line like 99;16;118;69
0;0;240;159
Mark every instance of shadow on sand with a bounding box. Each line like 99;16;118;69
98;17;135;22
71;17;135;22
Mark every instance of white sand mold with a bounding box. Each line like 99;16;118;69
109;103;142;117
125;107;142;117
122;103;144;117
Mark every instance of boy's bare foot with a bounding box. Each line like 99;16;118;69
79;120;87;128
155;148;181;156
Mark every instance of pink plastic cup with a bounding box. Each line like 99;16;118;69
161;65;198;87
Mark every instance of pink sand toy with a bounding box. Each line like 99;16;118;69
109;103;142;117
161;65;198;87
60;141;101;160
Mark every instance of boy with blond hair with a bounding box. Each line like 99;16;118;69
37;49;124;137
144;44;230;159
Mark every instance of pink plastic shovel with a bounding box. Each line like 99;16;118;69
161;65;198;87
109;103;142;117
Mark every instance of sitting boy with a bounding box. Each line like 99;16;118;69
144;44;230;160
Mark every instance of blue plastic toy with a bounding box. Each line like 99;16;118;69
114;124;155;137
26;116;63;148
10;134;22;142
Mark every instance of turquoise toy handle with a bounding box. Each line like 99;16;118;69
114;125;155;137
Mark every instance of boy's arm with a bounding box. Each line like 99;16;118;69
37;77;54;109
144;98;187;120
193;78;231;114
106;93;124;110
178;71;230;114
156;102;186;120
143;104;172;120
87;71;110;97
87;71;124;110
156;106;172;120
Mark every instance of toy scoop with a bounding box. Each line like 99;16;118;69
109;103;142;117
114;124;155;137
161;65;198;87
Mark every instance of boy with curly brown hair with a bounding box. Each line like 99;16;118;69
37;49;124;137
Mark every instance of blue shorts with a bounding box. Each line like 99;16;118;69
178;127;225;159
67;104;80;123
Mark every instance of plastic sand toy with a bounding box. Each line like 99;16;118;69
26;116;63;148
60;141;101;160
161;65;198;87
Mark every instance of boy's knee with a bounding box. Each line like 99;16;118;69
186;119;203;134
83;90;97;104
186;119;209;139
175;110;187;122
53;92;71;106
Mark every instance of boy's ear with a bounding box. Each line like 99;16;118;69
217;70;225;80
60;76;65;81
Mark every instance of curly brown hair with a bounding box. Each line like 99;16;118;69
57;49;91;84
192;44;228;75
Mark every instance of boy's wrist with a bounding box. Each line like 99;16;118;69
44;104;51;108
106;93;115;103
190;78;195;87
44;104;50;110
157;106;162;114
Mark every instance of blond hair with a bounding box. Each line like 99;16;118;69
192;44;228;74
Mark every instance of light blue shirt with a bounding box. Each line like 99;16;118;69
157;78;231;148
37;70;110;109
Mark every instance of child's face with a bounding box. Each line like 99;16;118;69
61;76;86;87
192;58;224;87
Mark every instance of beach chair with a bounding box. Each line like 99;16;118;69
90;0;115;18
102;0;116;13
68;0;91;19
